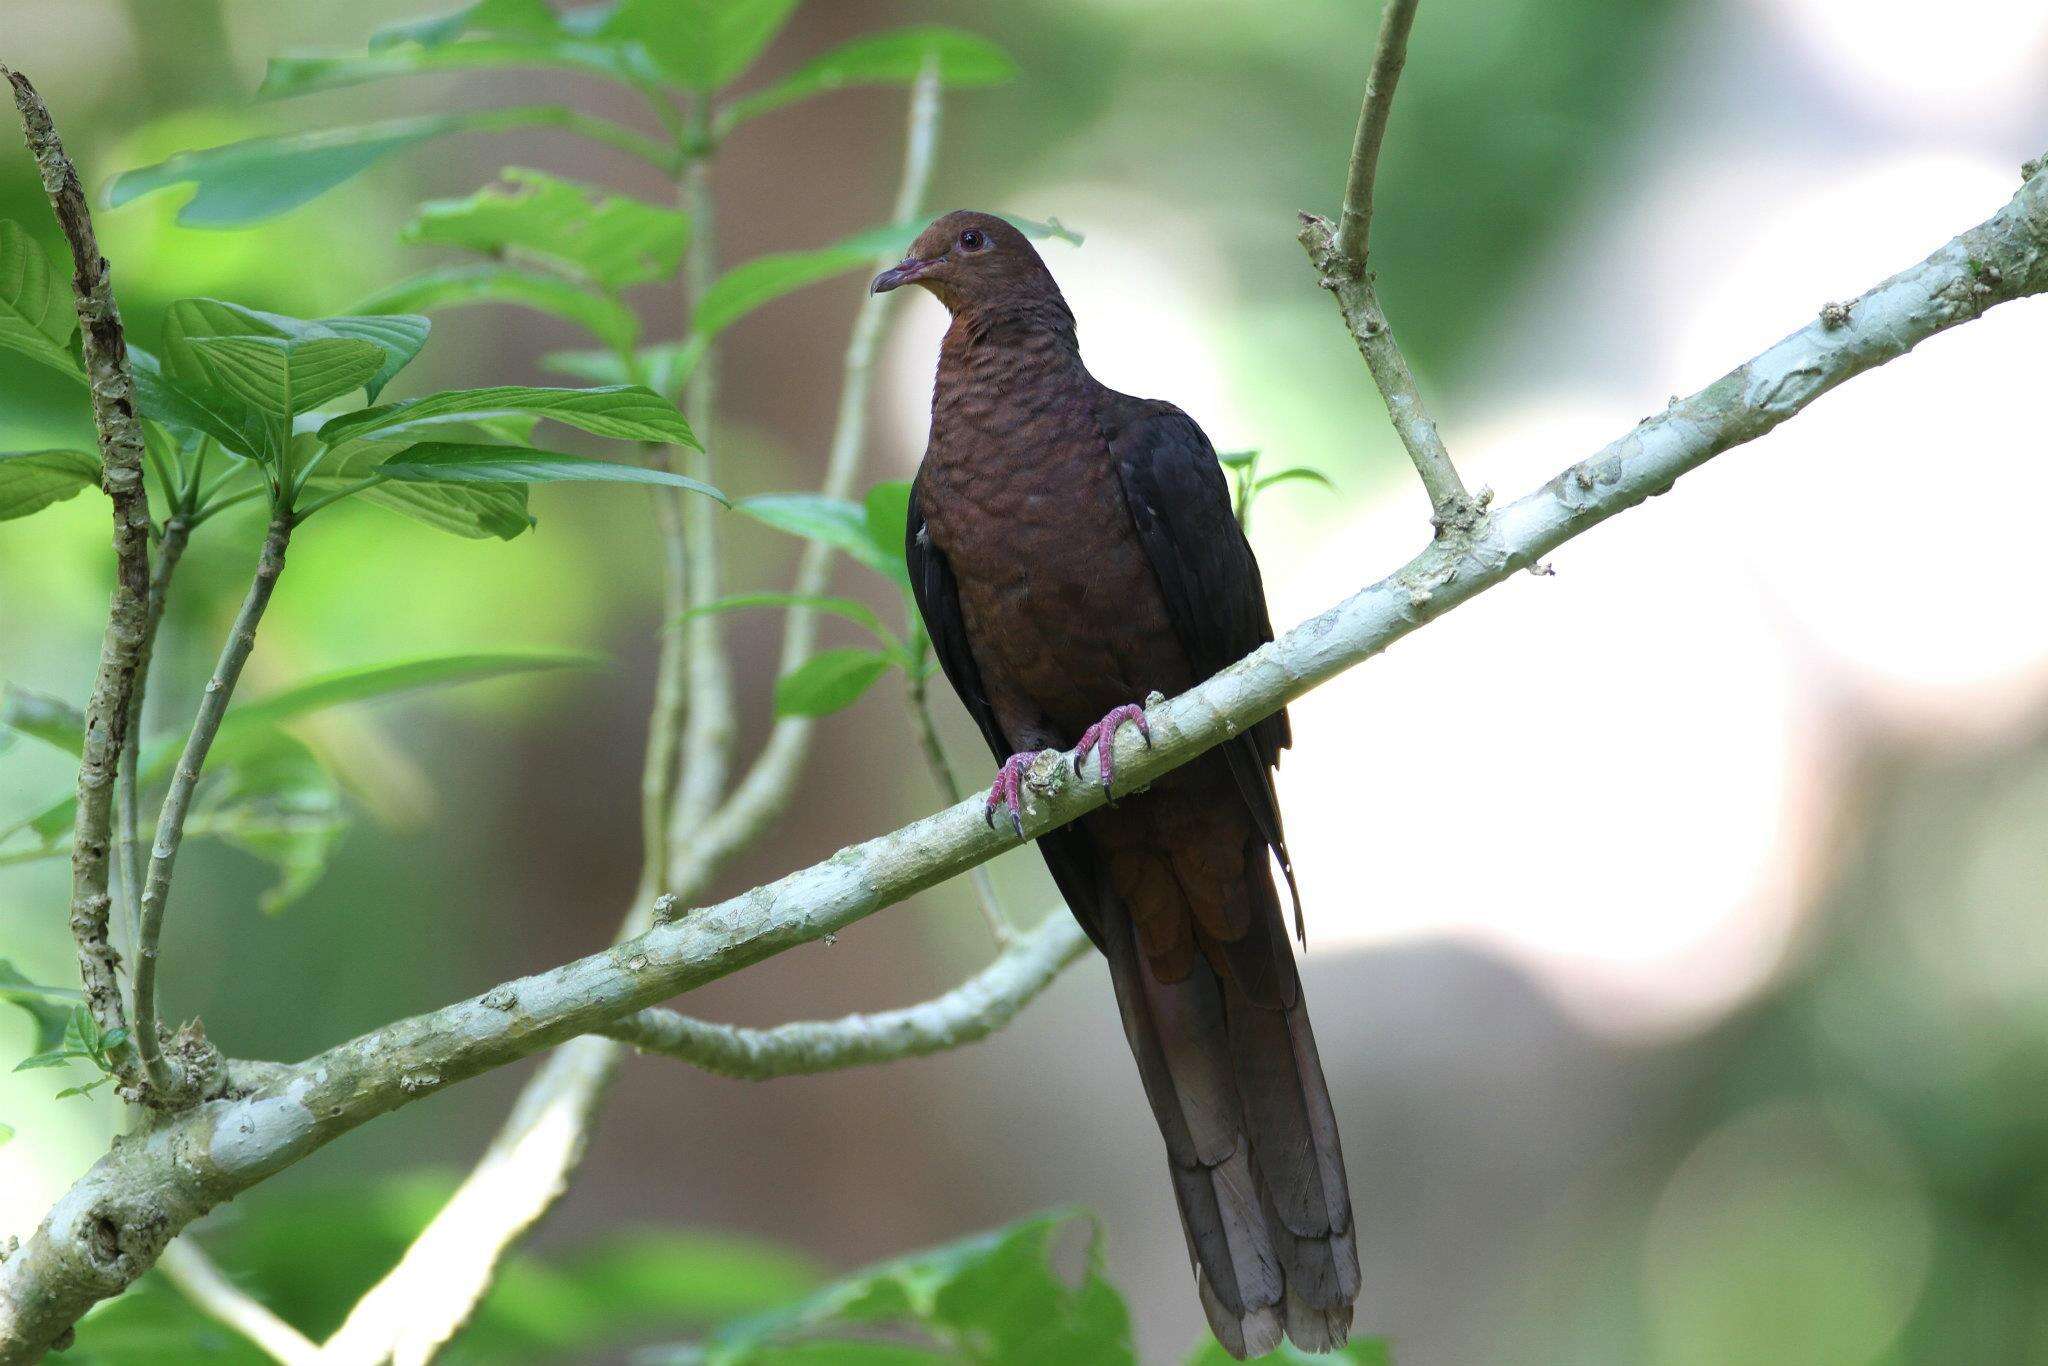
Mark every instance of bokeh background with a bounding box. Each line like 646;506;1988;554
5;0;2048;1361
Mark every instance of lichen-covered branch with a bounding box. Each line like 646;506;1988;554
132;515;292;1102
6;65;151;1085
604;911;1087;1079
7;159;2045;1361
1310;0;1482;532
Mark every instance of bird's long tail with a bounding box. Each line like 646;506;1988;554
1098;852;1360;1359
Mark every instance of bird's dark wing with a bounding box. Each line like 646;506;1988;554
905;472;1009;762
1101;395;1302;931
905;472;1112;952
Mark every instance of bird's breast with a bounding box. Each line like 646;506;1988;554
920;379;1193;744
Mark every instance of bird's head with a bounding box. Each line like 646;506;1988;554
870;210;1056;312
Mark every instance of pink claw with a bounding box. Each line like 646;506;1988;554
1072;703;1152;800
984;750;1042;838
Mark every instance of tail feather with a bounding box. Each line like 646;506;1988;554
1100;866;1360;1360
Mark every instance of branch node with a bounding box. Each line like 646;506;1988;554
1819;300;1852;329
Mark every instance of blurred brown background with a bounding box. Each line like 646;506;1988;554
5;0;2048;1361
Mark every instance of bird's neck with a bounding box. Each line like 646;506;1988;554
933;297;1087;432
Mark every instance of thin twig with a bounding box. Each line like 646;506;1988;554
7;64;150;1085
1310;0;1482;533
906;670;1012;946
606;911;1086;1077
670;92;736;833
132;515;292;1101
1332;0;1420;268
118;516;191;950
666;55;943;887
156;1243;318;1366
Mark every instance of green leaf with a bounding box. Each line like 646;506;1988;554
672;593;890;641
14;1050;80;1073
189;730;348;915
597;0;799;89
719;26;1016;132
310;433;534;539
696;1210;1134;1365
0;449;99;523
1184;1337;1392;1365
262;37;659;100
862;481;911;573
184;334;387;422
232;651;608;730
358;264;640;353
370;0;560;50
0;961;80;1059
542;339;703;396
0;1122;14;1146
0;221;81;380
319;384;697;449
106;110;562;228
323;314;432;402
693;222;912;339
695;216;1079;338
738;493;896;577
404;168;690;291
1;685;84;756
9;651;600;844
1254;467;1336;494
772;648;892;718
1216;449;1259;470
376;441;728;504
130;345;273;458
153;301;426;441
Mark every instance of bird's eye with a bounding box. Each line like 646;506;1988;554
958;229;987;252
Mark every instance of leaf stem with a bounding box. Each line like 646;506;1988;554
132;514;293;1102
291;474;381;522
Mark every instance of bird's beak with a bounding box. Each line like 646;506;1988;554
871;256;936;294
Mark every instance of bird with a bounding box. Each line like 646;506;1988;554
877;210;1359;1358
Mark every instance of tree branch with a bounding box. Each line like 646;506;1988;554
1312;0;1483;533
7;158;2045;1359
603;912;1087;1079
131;515;291;1101
6;64;152;1088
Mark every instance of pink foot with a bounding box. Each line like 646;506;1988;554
1072;703;1152;800
984;750;1051;838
